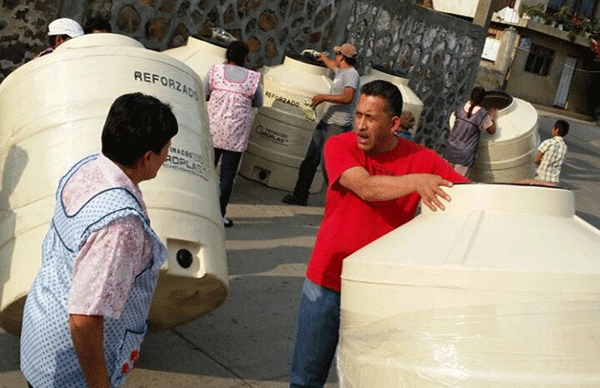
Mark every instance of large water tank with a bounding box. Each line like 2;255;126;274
449;90;539;183
163;35;227;81
360;66;424;135
238;55;332;193
0;33;227;336
338;183;600;387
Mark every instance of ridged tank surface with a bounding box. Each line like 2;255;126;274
360;66;424;135
163;36;227;82
338;183;600;387
0;33;228;336
450;91;539;183
238;55;333;193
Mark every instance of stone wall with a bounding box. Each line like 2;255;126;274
1;0;342;82
340;0;486;150
1;0;486;151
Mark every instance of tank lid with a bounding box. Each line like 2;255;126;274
481;89;513;111
285;53;328;68
371;64;408;78
55;33;144;50
189;34;230;49
342;184;600;290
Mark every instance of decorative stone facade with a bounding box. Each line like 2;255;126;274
1;0;485;151
342;1;485;149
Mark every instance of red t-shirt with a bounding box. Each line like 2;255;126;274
306;132;470;291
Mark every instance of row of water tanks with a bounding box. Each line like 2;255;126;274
167;36;539;192
0;33;539;336
166;37;428;193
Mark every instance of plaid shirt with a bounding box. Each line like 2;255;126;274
536;136;567;183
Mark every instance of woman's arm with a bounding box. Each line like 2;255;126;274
70;314;110;388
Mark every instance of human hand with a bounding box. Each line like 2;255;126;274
311;94;326;108
489;108;498;121
409;174;453;211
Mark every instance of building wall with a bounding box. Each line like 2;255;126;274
506;31;589;107
1;0;486;151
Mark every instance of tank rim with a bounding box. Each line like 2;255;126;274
285;53;328;68
371;64;408;78
482;89;514;111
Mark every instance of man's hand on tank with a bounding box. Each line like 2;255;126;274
410;174;453;211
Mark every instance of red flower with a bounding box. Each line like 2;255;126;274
130;350;140;366
121;362;130;375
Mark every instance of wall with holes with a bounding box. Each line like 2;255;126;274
1;0;485;150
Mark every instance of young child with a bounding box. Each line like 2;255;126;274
533;119;569;185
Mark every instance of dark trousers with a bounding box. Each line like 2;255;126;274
214;148;243;217
292;120;352;200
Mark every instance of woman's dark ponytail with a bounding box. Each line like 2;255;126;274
468;86;486;118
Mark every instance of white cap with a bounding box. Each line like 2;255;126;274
48;18;84;38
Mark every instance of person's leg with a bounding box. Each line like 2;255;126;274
288;121;328;203
218;150;243;217
320;124;352;186
214;148;223;167
289;278;341;388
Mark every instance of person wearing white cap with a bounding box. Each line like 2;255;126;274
38;18;84;57
282;42;360;206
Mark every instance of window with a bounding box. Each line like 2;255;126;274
547;0;599;18
524;44;555;76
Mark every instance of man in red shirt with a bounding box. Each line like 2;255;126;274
289;80;469;388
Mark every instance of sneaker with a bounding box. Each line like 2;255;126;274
282;194;307;206
223;218;234;228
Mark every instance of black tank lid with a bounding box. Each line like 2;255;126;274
371;64;408;78
482;90;513;111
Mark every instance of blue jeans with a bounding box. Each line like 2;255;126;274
289;279;341;388
214;148;243;217
292;121;352;200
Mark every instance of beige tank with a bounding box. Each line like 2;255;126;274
163;35;227;82
360;66;424;135
0;33;227;336
449;90;539;183
338;183;600;387
238;55;332;193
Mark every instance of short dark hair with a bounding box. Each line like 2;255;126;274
343;55;357;66
83;18;112;34
102;93;178;166
554;119;569;137
360;80;403;117
226;41;249;67
49;35;69;47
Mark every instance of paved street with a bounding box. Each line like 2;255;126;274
1;108;599;388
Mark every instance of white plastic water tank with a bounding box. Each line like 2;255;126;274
238;55;332;193
338;183;600;387
360;66;424;135
0;33;227;335
449;90;539;183
163;35;227;81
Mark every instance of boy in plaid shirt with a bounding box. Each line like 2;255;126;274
534;119;569;185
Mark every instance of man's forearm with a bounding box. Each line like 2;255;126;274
339;167;453;210
70;314;110;388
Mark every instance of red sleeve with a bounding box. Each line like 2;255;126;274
323;134;361;187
